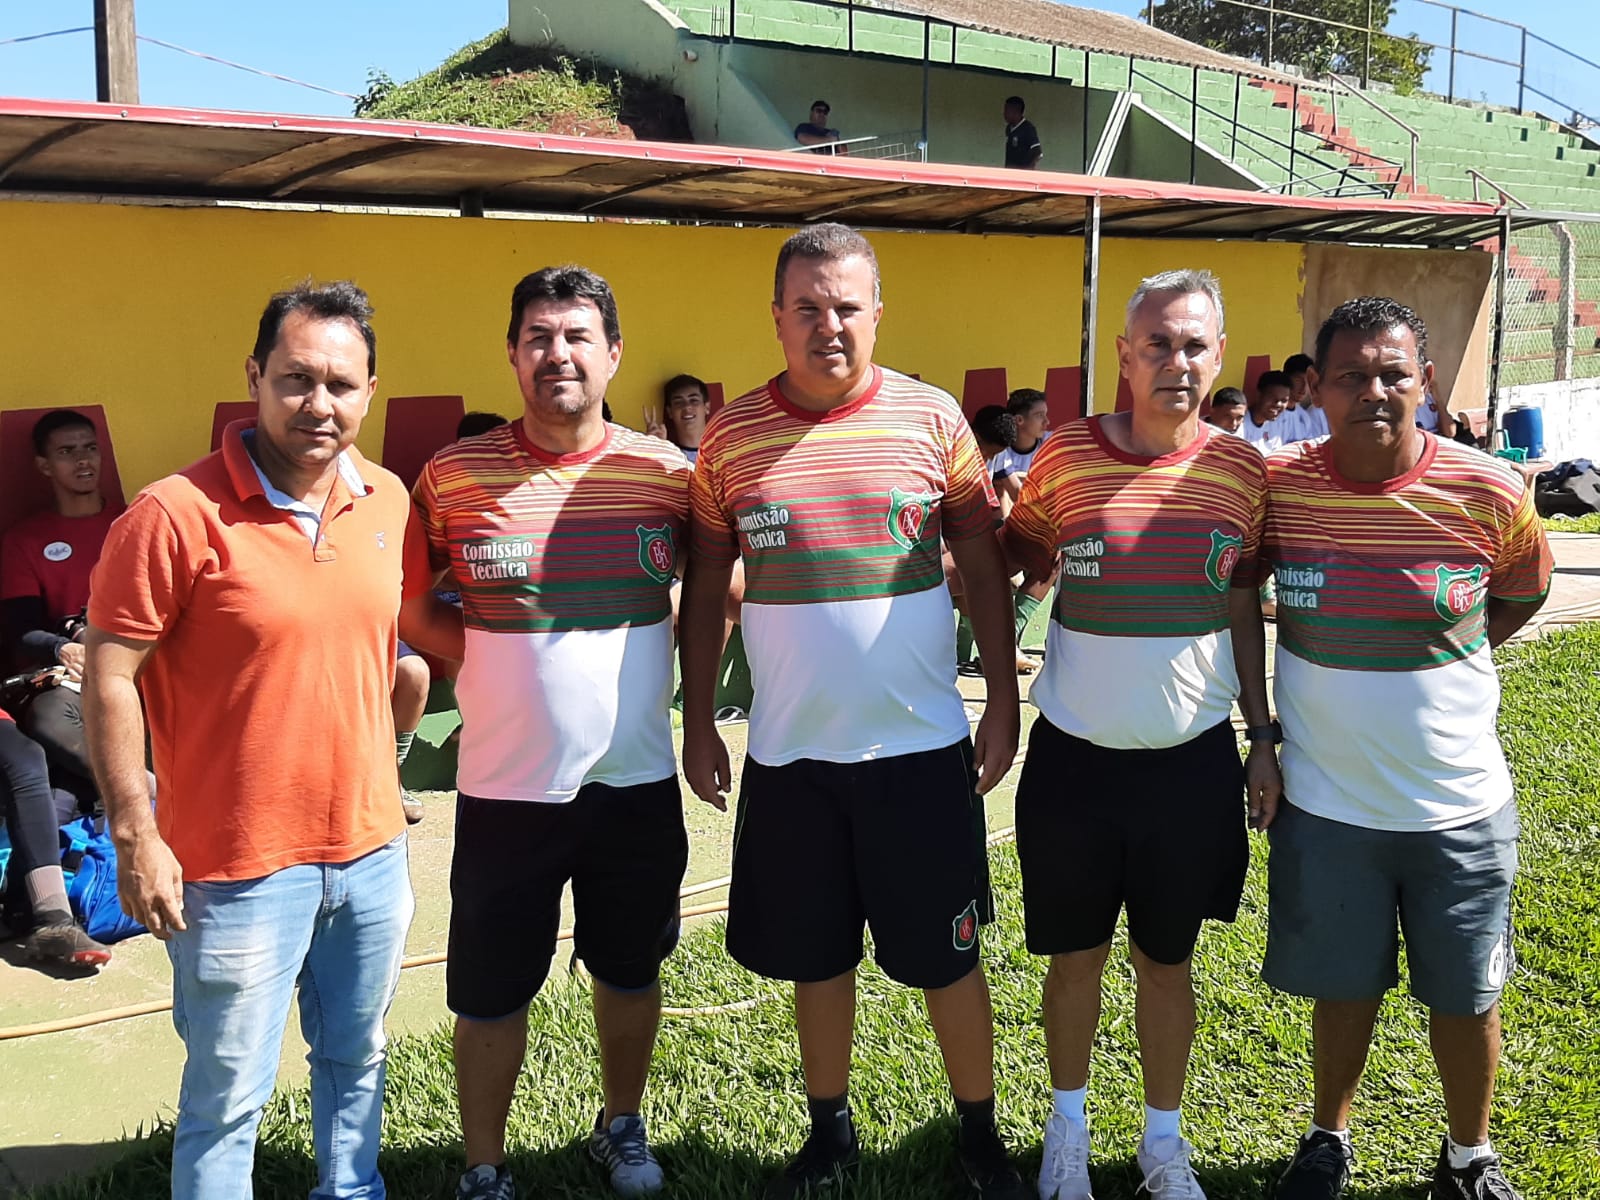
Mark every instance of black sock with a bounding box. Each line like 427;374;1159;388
955;1095;998;1149
807;1092;853;1148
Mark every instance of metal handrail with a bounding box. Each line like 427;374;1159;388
1323;72;1418;185
1467;167;1531;209
1128;64;1395;196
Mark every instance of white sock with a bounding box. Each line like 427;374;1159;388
1143;1103;1181;1145
1308;1121;1351;1143
1051;1087;1087;1124
1446;1135;1495;1170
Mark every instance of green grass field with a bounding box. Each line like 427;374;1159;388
1542;513;1600;534
30;626;1600;1199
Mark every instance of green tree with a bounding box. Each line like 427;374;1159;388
1152;0;1430;92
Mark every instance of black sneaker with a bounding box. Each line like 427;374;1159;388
763;1127;860;1199
958;1124;1028;1199
1275;1131;1353;1199
1430;1138;1521;1200
456;1162;515;1200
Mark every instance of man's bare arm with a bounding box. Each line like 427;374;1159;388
1487;594;1546;648
83;626;186;938
399;592;465;663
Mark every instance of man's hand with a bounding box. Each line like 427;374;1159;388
971;695;1020;794
117;831;187;939
642;404;670;442
56;640;86;682
1245;742;1282;830
683;723;732;812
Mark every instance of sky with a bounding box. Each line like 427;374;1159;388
0;0;1593;123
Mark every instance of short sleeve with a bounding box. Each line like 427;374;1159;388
1488;484;1553;602
403;460;451;600
1231;449;1270;590
688;439;741;566
0;528;39;602
999;437;1064;579
86;493;191;641
940;418;1001;542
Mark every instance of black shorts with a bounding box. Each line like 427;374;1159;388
726;739;991;990
1015;718;1248;965
447;778;689;1020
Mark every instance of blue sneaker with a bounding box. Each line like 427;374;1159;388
590;1110;665;1196
456;1162;515;1200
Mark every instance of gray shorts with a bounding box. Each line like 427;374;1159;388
1262;801;1518;1015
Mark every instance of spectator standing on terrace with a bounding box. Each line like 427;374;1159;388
1004;96;1043;169
1261;298;1551;1200
795;100;843;154
400;267;691;1200
82;281;413;1199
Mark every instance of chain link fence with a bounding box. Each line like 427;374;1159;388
1494;215;1600;459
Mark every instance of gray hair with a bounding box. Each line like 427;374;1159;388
774;222;882;306
1125;268;1225;336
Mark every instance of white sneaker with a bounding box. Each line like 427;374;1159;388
1038;1113;1093;1199
1137;1136;1207;1199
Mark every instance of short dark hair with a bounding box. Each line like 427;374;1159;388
31;409;95;457
970;405;1017;450
1005;96;1025;112
507;266;622;346
774;223;881;306
1314;297;1428;372
811;99;830;113
1006;387;1046;416
456;411;507;439
663;374;708;403
1210;387;1246;409
252;280;377;377
1283;353;1314;377
1257;370;1292;395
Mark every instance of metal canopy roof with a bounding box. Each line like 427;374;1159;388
0;98;1558;248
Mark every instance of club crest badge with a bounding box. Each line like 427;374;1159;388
1432;563;1485;621
951;899;980;951
1204;529;1243;592
886;488;938;550
636;524;676;583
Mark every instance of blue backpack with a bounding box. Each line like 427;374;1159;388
60;816;147;944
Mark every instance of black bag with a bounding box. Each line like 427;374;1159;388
1534;461;1600;518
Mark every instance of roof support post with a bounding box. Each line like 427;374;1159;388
1487;208;1512;443
1080;195;1102;416
94;0;140;105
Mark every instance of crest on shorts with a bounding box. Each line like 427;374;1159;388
1203;529;1244;592
636;524;676;583
887;488;938;550
951;899;980;951
1431;563;1485;621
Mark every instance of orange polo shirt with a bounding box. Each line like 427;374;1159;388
88;421;408;882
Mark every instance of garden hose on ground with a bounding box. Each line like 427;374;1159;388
0;827;1018;1041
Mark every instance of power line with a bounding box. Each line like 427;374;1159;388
136;35;359;100
0;25;359;101
0;26;93;47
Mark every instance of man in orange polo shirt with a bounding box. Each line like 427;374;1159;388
82;281;413;1200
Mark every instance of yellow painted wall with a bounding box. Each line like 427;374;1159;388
1;199;1303;492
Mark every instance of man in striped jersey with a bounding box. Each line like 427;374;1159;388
1262;298;1551;1200
680;224;1026;1198
400;267;692;1200
1002;269;1278;1200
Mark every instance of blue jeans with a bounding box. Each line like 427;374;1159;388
166;835;413;1199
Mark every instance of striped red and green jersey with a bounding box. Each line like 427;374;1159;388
1001;417;1267;749
1260;433;1553;831
404;421;691;802
689;366;998;764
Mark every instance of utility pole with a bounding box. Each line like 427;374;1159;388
94;0;140;104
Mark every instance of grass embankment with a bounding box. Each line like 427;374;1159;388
31;627;1600;1198
1542;513;1600;534
357;29;689;141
